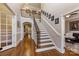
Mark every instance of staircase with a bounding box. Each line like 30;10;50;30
35;19;55;52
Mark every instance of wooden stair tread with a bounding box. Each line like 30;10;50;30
39;41;52;43
40;33;48;34
40;37;50;39
40;35;49;36
38;44;55;48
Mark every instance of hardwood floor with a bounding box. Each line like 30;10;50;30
64;48;79;56
22;34;35;56
35;49;62;56
0;34;35;56
0;34;79;56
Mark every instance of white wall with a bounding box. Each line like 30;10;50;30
41;15;64;53
41;3;79;53
65;13;79;33
6;3;24;46
7;3;23;15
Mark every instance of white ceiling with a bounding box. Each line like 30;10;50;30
23;3;41;11
6;3;79;17
7;3;41;15
7;3;24;15
41;3;79;16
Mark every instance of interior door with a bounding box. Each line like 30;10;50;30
0;13;13;51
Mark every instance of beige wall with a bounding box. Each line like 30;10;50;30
23;3;41;10
65;21;70;33
0;4;13;31
0;4;13;15
65;13;79;33
21;3;41;19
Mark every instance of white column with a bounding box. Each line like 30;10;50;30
12;16;17;47
60;16;65;53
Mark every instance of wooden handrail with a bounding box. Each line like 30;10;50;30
33;17;40;48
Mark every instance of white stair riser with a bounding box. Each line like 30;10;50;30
36;47;55;52
39;42;53;46
40;35;49;37
40;33;48;34
40;36;50;38
40;34;49;35
36;19;55;52
40;39;51;42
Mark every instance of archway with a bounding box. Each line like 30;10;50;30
23;22;32;38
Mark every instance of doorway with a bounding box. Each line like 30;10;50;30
23;22;32;38
64;10;79;54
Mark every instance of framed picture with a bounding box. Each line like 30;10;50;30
41;10;43;13
46;12;47;16
43;11;44;15
44;11;45;15
51;15;54;21
69;21;79;31
46;12;48;17
45;11;46;16
55;18;59;24
48;14;51;19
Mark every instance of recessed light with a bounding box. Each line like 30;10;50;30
66;14;71;18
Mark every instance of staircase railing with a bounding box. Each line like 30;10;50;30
33;17;40;48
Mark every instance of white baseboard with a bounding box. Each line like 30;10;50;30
55;46;65;53
16;39;22;47
51;39;65;53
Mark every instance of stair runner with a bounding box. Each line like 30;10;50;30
35;19;55;52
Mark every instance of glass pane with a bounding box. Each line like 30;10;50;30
0;35;1;48
1;25;6;32
0;14;1;24
7;25;12;32
0;25;1;33
6;15;12;24
1;32;6;35
7;35;12;45
7;32;12;35
7;41;12;45
7;35;12;41
1;35;6;42
1;42;6;47
1;14;6;24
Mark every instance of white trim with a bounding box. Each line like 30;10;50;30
50;37;65;53
64;7;79;16
0;45;14;51
40;36;50;38
61;16;65;52
12;16;17;47
39;42;53;46
55;46;65;53
42;16;61;36
51;37;65;53
16;39;22;46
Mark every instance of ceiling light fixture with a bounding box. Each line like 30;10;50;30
66;14;71;18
